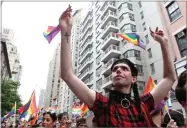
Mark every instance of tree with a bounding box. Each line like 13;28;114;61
1;79;22;116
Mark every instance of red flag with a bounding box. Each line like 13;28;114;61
18;105;25;114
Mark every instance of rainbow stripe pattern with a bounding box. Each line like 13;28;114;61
4;103;16;119
80;103;89;118
73;8;83;17
43;25;60;44
144;76;167;115
117;33;146;49
144;76;156;94
20;91;38;119
43;8;83;43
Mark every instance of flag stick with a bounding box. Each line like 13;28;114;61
165;106;172;120
13;102;16;127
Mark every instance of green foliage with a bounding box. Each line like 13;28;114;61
1;79;22;116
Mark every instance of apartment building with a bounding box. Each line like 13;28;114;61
156;0;186;114
1;40;12;81
38;88;45;108
44;44;72;114
1;28;22;82
67;15;83;117
156;1;186;77
77;1;167;97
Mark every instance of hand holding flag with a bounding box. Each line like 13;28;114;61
43;6;83;43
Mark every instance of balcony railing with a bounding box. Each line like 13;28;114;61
103;32;118;43
103;58;117;70
80;39;92;53
80;48;92;61
101;10;117;22
79;67;92;79
102;2;115;12
103;21;117;32
79;56;92;71
81;31;92;47
84;78;93;85
81;23;93;39
103;45;119;56
103;75;112;84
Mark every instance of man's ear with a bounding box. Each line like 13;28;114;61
132;76;137;83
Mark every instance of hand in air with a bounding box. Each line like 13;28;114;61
59;4;73;33
150;27;168;44
167;119;178;128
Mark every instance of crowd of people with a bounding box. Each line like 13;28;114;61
1;111;90;128
1;69;186;127
2;4;187;128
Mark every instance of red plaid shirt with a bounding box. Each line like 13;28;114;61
90;92;156;127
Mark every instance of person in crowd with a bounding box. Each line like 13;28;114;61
161;109;185;127
76;118;88;128
58;112;72;128
175;69;187;127
60;5;176;127
42;111;57;128
175;70;187;110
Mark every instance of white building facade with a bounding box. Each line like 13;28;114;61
77;1;166;97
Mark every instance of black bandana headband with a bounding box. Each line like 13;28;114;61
111;58;138;76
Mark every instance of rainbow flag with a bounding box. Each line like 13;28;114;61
144;76;167;115
20;91;38;119
117;33;146;49
73;8;83;17
144;76;156;94
72;103;82;118
80;103;89;117
19;91;34;115
27;91;38;114
43;25;60;43
4;103;16;119
43;8;83;43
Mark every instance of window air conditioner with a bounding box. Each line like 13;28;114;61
177;31;185;38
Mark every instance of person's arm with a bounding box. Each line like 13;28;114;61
149;27;177;105
60;5;96;108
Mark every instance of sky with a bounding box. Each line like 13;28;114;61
2;2;89;105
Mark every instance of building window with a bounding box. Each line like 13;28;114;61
129;13;135;21
121;40;128;47
147;48;152;58
150;63;155;74
166;1;182;22
138;1;142;8
3;29;9;34
119;14;124;23
140;11;144;19
137;81;145;94
134;64;143;76
123;50;141;60
145;34;149;44
131;24;136;32
96;66;102;77
142;22;146;31
118;4;122;12
134;50;141;60
96;54;101;65
96;78;102;90
127;3;133;11
121;24;136;33
175;29;187;57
